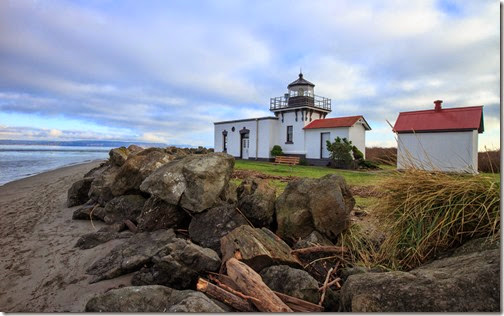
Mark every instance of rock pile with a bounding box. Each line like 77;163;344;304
67;146;499;312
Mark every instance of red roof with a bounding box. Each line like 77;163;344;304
304;115;371;130
393;105;484;133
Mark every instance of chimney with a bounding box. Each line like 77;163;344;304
434;100;443;111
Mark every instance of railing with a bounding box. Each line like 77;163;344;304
270;95;331;111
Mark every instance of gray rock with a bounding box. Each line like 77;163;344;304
85;285;224;312
67;177;94;207
102;194;146;225
132;237;221;289
127;144;144;153
72;204;105;221
219;181;238;205
293;231;334;250
137;196;189;232
340;248;500;312
260;265;320;304
83;162;108;178
188;204;249;253
108;146;129;166
276;174;355;242
111;147;174;196
86;229;176;283
74;231;133;249
237;177;276;227
452;236;499;257
220;225;301;272
140;153;234;213
88;164;121;206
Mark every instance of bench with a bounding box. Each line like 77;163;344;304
274;156;300;165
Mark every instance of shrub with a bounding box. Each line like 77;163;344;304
299;158;309;166
326;137;353;166
358;159;379;169
352;146;364;160
271;145;283;157
375;169;500;270
365;147;397;165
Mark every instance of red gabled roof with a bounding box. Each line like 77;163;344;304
393;106;484;133
304;115;371;130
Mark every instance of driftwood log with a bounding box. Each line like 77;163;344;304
212;273;324;312
196;278;256;312
226;258;293;312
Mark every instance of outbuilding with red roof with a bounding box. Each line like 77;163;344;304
393;100;484;173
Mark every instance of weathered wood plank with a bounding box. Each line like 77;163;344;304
226;258;293;312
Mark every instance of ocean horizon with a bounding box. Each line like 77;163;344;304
0;145;110;186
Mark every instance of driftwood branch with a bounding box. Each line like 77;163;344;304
196;278;256;312
226;258;293;312
319;278;341;290
273;291;324;312
319;267;334;305
291;246;347;256
124;219;138;233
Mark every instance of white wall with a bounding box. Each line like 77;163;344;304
397;131;478;173
257;119;280;158
348;123;367;159
305;127;349;159
214;118;278;159
277;111;307;155
276;109;325;155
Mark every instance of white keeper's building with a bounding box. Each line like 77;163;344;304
213;73;371;165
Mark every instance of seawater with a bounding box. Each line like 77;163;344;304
0;145;110;186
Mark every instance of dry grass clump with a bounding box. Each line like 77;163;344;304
336;223;379;268
375;169;500;270
478;149;500;173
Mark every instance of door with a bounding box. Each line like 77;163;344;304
321;132;330;159
242;138;249;159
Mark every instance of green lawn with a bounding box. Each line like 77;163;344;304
234;160;388;186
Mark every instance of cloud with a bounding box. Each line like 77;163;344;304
0;0;499;149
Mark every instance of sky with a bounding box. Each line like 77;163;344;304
0;0;500;149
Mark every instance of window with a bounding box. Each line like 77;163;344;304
286;126;293;143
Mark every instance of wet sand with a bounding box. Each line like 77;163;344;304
0;161;132;312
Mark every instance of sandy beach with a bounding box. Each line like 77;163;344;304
0;161;132;312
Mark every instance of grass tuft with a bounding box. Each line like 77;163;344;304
374;169;500;270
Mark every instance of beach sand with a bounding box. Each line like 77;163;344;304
0;161;132;312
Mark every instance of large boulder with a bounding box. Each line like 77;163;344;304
67;177;94;207
219;181;238;205
140;153;235;213
220;225;301;272
236;177;276;227
111;148;174;196
275;174;355;243
260;265;320;304
131;237;221;289
108;146;130;166
85;285;224;312
86;229;176;283
340;248;500;312
188;204;249;253
102;194;146;225
137;196;189;232
88;164;121;206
